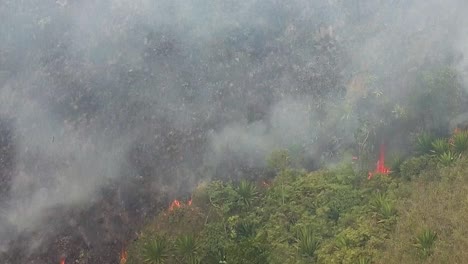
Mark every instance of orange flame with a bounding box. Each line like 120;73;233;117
368;143;391;180
168;199;193;211
60;257;65;264
169;199;182;211
120;249;128;264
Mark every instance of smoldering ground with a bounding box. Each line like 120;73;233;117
0;0;468;263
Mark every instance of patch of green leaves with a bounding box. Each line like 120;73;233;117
296;226;320;259
142;237;171;264
431;138;450;156
175;235;200;264
236;180;258;207
414;229;437;258
438;151;457;166
416;133;434;155
453;131;468;153
370;193;396;219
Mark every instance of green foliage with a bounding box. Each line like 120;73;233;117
142;237;171;264
409;67;463;133
236;180;257;207
267;149;291;172
175;235;199;264
206;181;241;214
357;256;372;264
370;193;396;219
414;229;437;258
128;149;468;264
431;138;450;156
235;221;256;239
296;226;320;259
416;133;434;155
438;151;457;166
389;154;405;174
400;155;436;180
453;131;468;153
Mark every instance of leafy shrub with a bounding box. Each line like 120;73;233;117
438;151;457;166
357;256;372;264
175;235;199;264
414;229;437;258
453;131;468;154
296;226;320;258
370;193;396;219
142;237;171;264
400;155;437;180
236;180;257;207
389;154;405;174
236;221;257;239
416;133;434;155
267;149;291;172
431;138;450;156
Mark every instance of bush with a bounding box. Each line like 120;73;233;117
175;235;200;264
236;180;258;207
438;151;457;167
416;133;434;155
389;154;405;174
142;237;171;264
296;226;320;259
267;149;291;172
400;155;436;180
453;131;468;154
414;229;437;258
431;138;450;156
370;193;396;219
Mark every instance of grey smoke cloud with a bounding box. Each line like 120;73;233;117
0;0;468;259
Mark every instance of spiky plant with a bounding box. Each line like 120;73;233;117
414;229;437;258
175;235;199;264
370;193;396;219
453;131;468;153
357;256;372;264
416;133;434;154
370;192;387;209
236;221;256;239
431;138;450;155
236;180;257;207
390;154;404;174
438;151;457;166
142;237;171;264
335;235;352;249
378;199;397;219
297;226;320;258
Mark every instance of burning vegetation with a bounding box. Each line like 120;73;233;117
0;1;468;264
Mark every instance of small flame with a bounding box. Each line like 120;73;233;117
60;257;65;264
120;249;128;264
368;143;390;180
169;199;182;211
168;198;192;211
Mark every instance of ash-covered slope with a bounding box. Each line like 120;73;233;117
0;0;467;263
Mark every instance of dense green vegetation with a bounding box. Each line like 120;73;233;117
126;130;468;263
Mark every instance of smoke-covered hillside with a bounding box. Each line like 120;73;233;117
0;0;468;263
